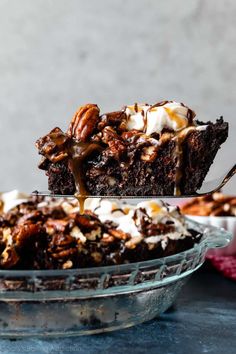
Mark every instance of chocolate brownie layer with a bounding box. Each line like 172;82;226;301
36;102;228;196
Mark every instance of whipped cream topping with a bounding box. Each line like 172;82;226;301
0;192;192;250
125;101;196;136
85;198;191;248
0;190;28;213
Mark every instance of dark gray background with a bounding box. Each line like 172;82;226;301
0;0;235;193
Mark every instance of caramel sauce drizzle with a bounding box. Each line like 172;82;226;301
68;141;103;214
141;103;194;195
0;199;3;215
164;107;188;130
173;126;196;195
148;201;162;214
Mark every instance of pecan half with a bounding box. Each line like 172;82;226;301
13;223;41;247
67;104;100;142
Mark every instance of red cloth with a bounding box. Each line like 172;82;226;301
207;255;236;281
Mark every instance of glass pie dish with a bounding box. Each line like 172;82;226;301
0;219;231;338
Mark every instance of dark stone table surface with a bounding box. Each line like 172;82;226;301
0;264;235;354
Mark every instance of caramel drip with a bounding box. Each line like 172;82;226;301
0;199;3;215
173;127;196;195
164;107;188;130
68;142;103;214
75;194;87;215
148;201;161;214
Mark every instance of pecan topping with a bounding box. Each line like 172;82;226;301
102;126;120;144
13;223;41;247
101;233;115;243
48;233;77;262
108;229;130;240
0;246;19;268
35;127;69;164
109;140;126;159
141;145;158;162
67;104;100;142
45;219;71;234
75;214;100;231
98;111;127;131
125;235;143;249
121;130;142;140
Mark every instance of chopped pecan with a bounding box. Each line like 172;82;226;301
35;127;69;163
45;219;70;234
102;126;120;144
17;211;42;225
0;246;19;268
62;260;73;269
108;140;126;159
125;235;143;249
121;130;142;140
49;233;75;247
101;126;126;158
140;145;158;162
108;229;130;240
51;247;77;260
101;233;115;243
98;111;127;131
67;104;100;142
75;214;101;231
48;233;78;264
70;226;87;244
85;227;102;240
91;251;103;263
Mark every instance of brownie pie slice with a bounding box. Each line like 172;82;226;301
36;101;228;196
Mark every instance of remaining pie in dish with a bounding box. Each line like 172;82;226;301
36;101;228;196
0;191;201;270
